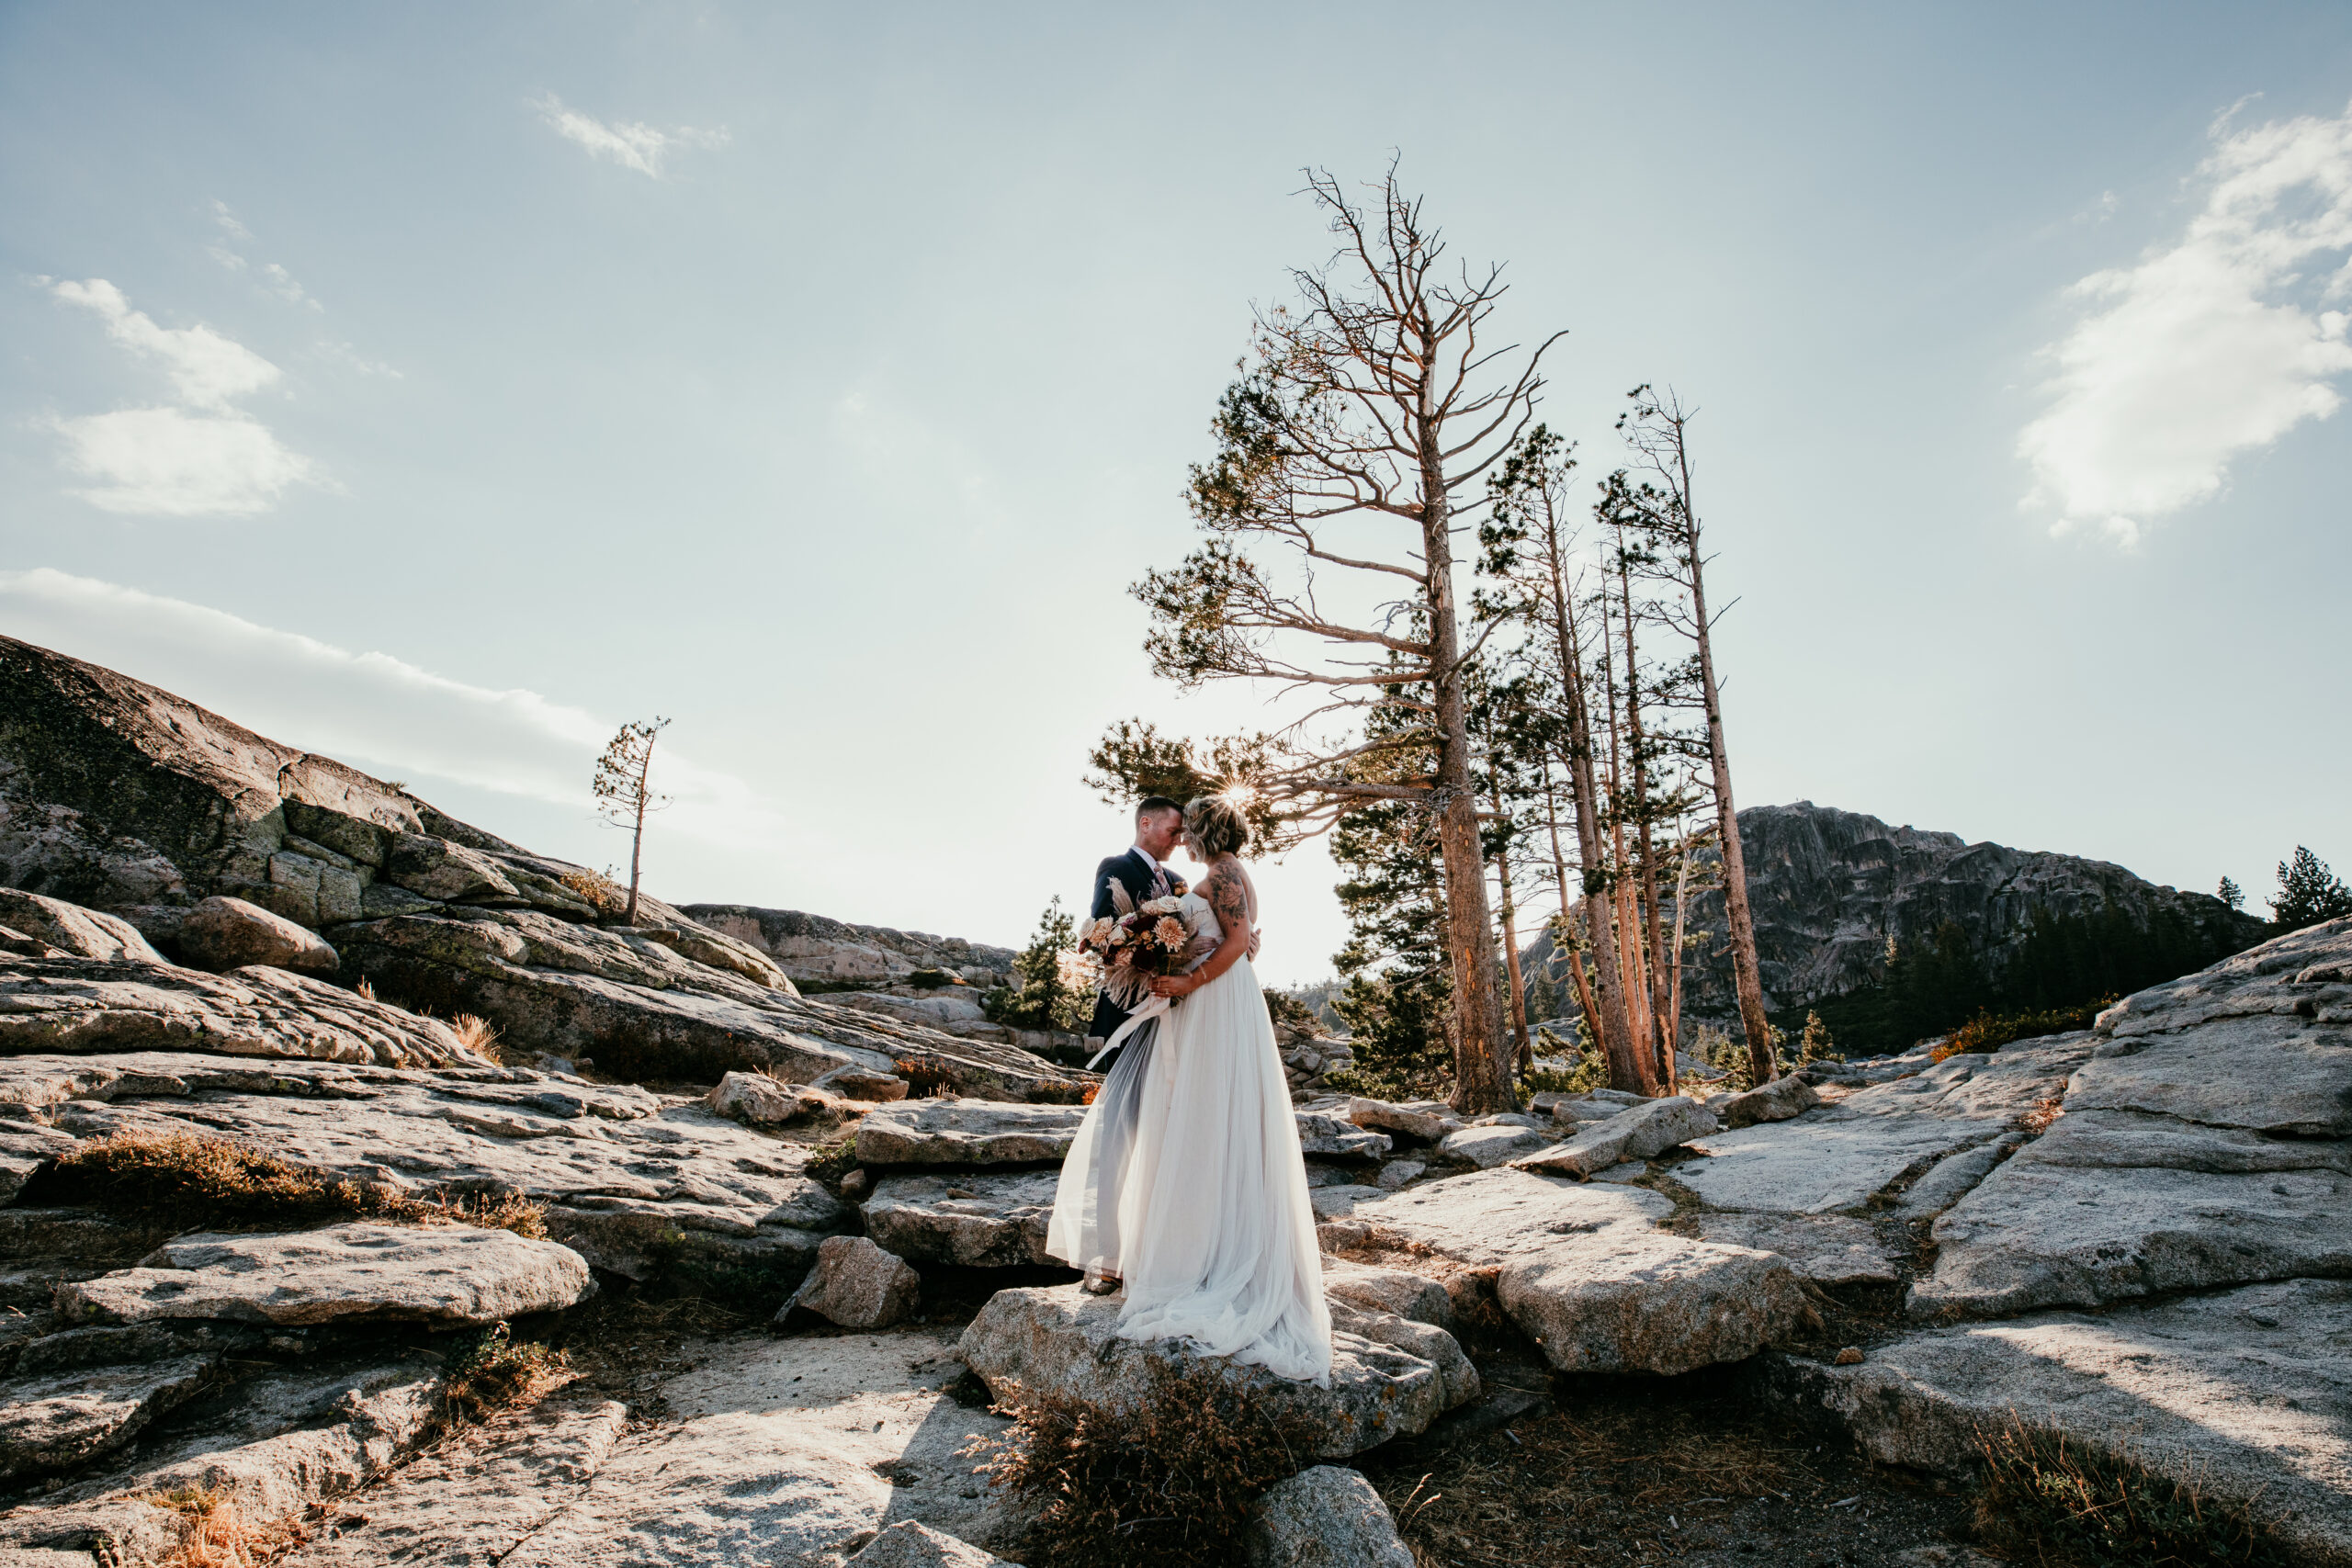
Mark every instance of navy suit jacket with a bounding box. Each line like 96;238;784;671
1085;849;1181;1043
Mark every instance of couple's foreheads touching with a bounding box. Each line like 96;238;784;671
1132;794;1249;864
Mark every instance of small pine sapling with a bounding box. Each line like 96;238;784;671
592;717;671;925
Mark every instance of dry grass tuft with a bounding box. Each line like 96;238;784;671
1973;1419;2288;1568
144;1486;304;1568
892;1056;959;1099
351;976;376;1003
36;1129;548;1238
972;1369;1320;1568
450;1012;501;1055
445;1321;571;1423
558;866;626;915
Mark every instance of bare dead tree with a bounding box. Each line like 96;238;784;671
593;716;671;926
1620;386;1775;1086
1120;164;1561;1114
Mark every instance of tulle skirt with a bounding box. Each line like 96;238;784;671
1045;958;1333;1384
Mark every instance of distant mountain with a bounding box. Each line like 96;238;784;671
1518;800;2259;1034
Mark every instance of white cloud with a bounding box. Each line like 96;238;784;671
212;199;252;243
316;340;401;378
262;263;322;312
0;568;788;856
2020;99;2352;545
43;407;322;516
44;278;326;516
531;93;729;178
53;278;279;410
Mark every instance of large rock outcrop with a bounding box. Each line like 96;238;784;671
681;906;1016;991
1765;1279;2352;1566
1909;916;2352;1318
1516;800;2256;1021
0;637;1082;1101
0;947;487;1068
0;1044;855;1292
1320;1168;1805;1376
957;1284;1475;1460
1713;916;2352;1558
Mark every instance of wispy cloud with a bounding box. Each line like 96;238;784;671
2020;99;2352;546
0;568;786;854
207;202;324;312
531;93;729;178
54;278;278;410
44;278;323;516
261;262;322;312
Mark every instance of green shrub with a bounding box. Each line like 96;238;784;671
984;897;1097;1033
446;1321;570;1421
1974;1420;2289;1567
1262;987;1321;1034
1933;999;2109;1062
1795;1010;1842;1065
1701;1022;1783;1093
1321;1065;1428;1102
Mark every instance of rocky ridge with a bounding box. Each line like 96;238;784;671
0;636;1080;1102
1518;799;2256;1021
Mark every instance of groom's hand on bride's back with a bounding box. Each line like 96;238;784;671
1247;928;1261;960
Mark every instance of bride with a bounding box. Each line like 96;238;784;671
1045;794;1332;1384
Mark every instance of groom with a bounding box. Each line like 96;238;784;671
1080;795;1259;1064
1081;796;1188;1058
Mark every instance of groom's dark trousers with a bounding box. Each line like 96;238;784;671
1084;848;1170;1067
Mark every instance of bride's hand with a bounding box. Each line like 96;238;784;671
1149;974;1191;998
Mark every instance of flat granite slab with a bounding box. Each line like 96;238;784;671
854;1100;1087;1168
57;1223;593;1328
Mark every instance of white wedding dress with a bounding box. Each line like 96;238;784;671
1045;889;1333;1383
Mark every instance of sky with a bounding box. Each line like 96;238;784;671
4;2;2349;985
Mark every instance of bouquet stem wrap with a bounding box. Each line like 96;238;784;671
1086;995;1170;1070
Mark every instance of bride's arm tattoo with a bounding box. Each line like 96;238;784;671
1206;865;1250;936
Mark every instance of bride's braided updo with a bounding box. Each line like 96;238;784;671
1183;794;1250;859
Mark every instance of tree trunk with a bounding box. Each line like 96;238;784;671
1547;567;1649;1095
1424;433;1512;1114
1594;606;1659;1091
1566;916;1603;1055
1491;776;1532;1072
624;744;651;927
1686;537;1772;1085
1664;826;1701;1088
1616;558;1672;1088
1542;772;1608;1067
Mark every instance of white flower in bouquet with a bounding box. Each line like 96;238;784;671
1142;896;1182;916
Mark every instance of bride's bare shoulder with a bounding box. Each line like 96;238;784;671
1201;857;1251;928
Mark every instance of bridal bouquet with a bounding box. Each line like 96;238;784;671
1084;888;1219;1011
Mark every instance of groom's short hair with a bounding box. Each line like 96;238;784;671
1136;795;1182;823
